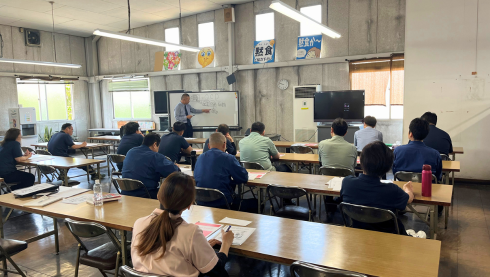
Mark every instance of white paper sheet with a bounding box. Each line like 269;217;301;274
61;195;89;205
12;183;56;196
27;156;55;162
248;172;267;181
23;196;63;207
56;188;91;199
210;226;256;246
326;177;344;191
381;180;394;184
219;217;252;226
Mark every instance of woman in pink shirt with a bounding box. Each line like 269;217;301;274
131;172;234;276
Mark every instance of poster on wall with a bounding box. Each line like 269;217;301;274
296;35;322;60
253;39;275;64
196;47;215;68
153;51;181;71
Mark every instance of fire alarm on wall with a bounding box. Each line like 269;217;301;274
224;7;235;23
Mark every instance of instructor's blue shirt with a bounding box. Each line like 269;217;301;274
393;141;442;180
122;145;179;198
194;148;248;208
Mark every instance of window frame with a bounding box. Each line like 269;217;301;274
255;12;275;41
349;55;404;120
16;80;74;122
110;78;152;120
300;4;322;37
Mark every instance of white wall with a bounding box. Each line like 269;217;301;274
404;0;490;180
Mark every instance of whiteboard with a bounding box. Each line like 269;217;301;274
168;91;239;128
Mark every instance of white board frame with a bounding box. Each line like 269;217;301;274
167;91;240;129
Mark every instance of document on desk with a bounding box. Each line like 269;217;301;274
13;183;57;197
326;177;344;191
211;226;256;245
179;166;193;176
24;195;63;207
61;195;88;205
219;217;252;226
27;156;55;162
195;222;223;238
248;172;268;181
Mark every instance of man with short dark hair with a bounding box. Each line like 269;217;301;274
203;124;237;155
195;133;252;211
341;141;415;235
48;123;104;180
158;122;193;163
318;118;358;174
122;133;179;199
393;118;442;180
116;122;144;171
354;116;383;151
421;112;453;156
174;93;211;138
239;122;280;171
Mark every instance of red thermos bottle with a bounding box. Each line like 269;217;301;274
422;164;432;197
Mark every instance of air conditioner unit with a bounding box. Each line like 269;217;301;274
293;85;321;142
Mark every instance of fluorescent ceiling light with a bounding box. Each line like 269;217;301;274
269;0;341;38
0;58;81;68
94;29;201;53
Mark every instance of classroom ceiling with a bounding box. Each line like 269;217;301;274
0;0;251;37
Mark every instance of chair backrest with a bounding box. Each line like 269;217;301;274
120;265;167;277
290;145;314;154
290;261;367;277
267;134;281;141
241;161;265;170
108;154;126;164
195;187;231;209
440;154;452;161
267;184;307;200
339;202;400;234
64;218;120;251
115;178;151;198
394;171;437;183
36;149;52;155
319;166;354;177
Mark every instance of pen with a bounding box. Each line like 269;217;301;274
226;225;231;232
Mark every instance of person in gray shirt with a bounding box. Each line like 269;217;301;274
174;93;210;138
354;116;383;152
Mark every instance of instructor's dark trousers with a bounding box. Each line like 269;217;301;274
184;123;193;138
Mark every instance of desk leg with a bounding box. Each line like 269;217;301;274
36;165;42;184
97;163;101;180
91;149;94;159
257;188;261;214
451;171;455;186
86;166;90;182
319;195;322;223
445;206;449;229
121;231;128;265
0;206;4;239
63;169;69;187
53;218;59;254
429;205;438;239
107;156;111;176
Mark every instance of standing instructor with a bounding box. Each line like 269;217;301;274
174;93;210;138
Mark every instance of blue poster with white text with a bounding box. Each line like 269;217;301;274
296;35;322;60
253;40;275;64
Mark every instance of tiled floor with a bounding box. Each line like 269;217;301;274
1;156;489;276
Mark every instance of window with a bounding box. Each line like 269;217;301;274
17;81;74;121
300;5;322;36
349;54;404;119
165;27;180;51
198;22;215;47
110;78;151;119
255;13;274;41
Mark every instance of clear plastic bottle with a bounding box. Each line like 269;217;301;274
93;180;103;207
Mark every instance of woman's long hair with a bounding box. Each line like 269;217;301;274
136;172;195;259
1;128;20;147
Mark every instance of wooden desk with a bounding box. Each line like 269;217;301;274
32;142;112;159
185;138;207;144
88;136;121;142
0;191;441;276
17;155;104;186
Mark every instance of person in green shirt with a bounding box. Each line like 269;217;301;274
239;122;280;171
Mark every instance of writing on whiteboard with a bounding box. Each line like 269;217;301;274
190;94;227;114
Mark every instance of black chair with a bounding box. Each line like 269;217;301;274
318;166;354;177
195;187;231;209
290;145;314;173
240;162;263;199
339;202;400;234
35;149;52;155
38;165;60;182
440;154;452;161
115;178;151;199
266;184;315;222
119;265;167;277
0;238;28;276
107;154;126;193
394;171;437;183
64;218;121;277
290;261;367;277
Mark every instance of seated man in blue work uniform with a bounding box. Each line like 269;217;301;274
116;122;144;171
48;123;104;180
194;133;257;212
421;112;453;156
393;118;442;181
122;133;180;199
203;124;237;155
158;122;193;163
